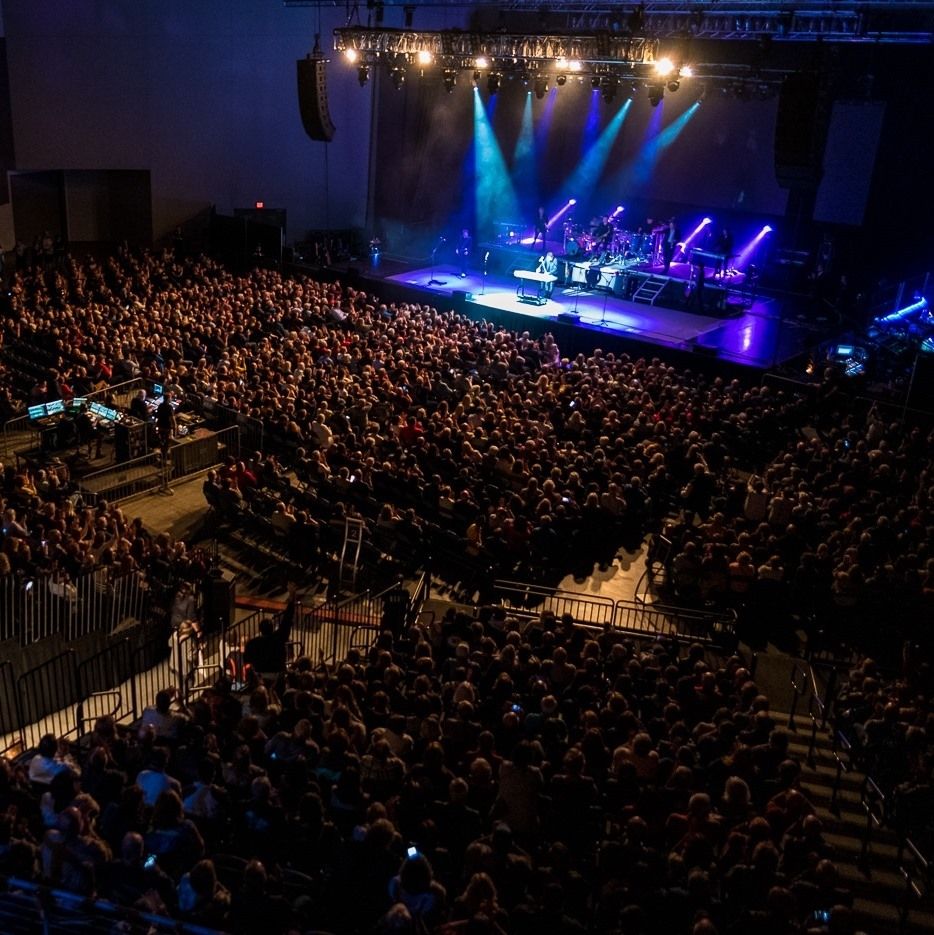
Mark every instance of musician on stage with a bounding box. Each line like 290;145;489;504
662;217;678;274
531;206;548;251
591;215;613;252
456;228;472;278
536;250;559;299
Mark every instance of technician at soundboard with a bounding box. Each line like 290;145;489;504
155;391;177;452
129;389;149;422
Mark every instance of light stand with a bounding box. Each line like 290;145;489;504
427;236;447;286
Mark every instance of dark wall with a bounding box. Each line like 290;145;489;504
2;0;376;240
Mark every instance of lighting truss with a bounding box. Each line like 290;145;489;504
333;27;658;65
293;2;934;46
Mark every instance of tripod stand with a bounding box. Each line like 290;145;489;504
427;237;447;286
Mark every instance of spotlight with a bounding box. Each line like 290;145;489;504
473;69;482;86
655;57;675;78
555;57;567;70
357;64;369;87
569;198;577;205
475;56;489;69
681;65;694;78
667;79;680;93
703;217;712;224
762;225;773;233
391;67;406;91
569;59;582;72
487;73;500;95
601;76;618;103
556;74;567;87
591;76;601;90
647;83;664;106
344;49;359;64
534;75;548;99
443;69;457;93
416;50;432;67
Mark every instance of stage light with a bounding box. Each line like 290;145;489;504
391;67;406;90
601;76;618;103
569;59;582;72
556;74;567;86
475;56;489;69
534;75;548;99
487;73;500;95
763;225;773;233
703;217;712;224
681;65;694;78
416;50;432;66
612;205;624;217
569;198;577;205
357;65;369;86
473;69;482;86
655;57;675;77
556;57;567;69
443;69;457;93
667;79;680;93
647;83;664;106
344;49;359;64
591;76;601;90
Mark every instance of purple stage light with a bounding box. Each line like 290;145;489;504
611;205;624;217
547;200;577;228
736;224;774;270
675;216;712;261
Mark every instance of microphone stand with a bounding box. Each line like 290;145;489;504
481;251;489;295
427;237;447;287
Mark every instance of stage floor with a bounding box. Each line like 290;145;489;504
384;262;815;367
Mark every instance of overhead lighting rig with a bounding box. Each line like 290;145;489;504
333;27;659;69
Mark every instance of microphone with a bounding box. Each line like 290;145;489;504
484;251;490;262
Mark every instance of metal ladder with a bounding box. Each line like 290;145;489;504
632;275;669;305
338;516;366;592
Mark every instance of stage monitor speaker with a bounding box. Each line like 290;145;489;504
774;72;825;189
692;344;719;358
452;290;474;302
297;55;336;142
557;311;580;323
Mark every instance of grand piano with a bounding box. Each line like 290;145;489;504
514;269;556;305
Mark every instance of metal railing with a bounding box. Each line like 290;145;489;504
0;568;151;644
494;580;617;626
492;580;737;648
77;423;240;503
787;658;837;769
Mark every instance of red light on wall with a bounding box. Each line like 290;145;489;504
255;201;264;209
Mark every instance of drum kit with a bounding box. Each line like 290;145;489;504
563;218;652;263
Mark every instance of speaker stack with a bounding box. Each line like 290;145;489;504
297;54;336;142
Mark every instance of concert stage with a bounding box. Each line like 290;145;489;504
382;259;814;368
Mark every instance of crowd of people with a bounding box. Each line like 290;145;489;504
2;611;868;934
1;243;931;932
3;246;819;588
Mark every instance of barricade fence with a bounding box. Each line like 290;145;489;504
493;581;736;647
0;627;179;755
0;568;151;645
77;423;241;504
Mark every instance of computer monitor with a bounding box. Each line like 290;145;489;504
28;404;47;420
46;399;64;415
152;383;163;395
89;401;107;417
70;397;87;411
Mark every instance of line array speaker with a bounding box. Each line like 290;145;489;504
297;55;336;142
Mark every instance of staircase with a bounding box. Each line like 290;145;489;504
781;715;934;934
632;275;669;305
